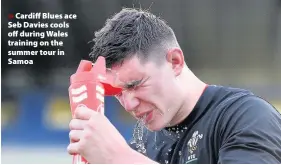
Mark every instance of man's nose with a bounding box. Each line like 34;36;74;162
119;91;140;112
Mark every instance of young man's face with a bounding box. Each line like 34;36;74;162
109;54;183;131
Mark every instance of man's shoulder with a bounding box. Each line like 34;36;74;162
216;89;281;163
208;85;280;127
216;85;280;117
209;85;273;112
226;94;280;122
210;85;253;99
205;85;254;112
214;87;281;137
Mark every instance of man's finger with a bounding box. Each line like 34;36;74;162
74;106;96;120
67;142;80;155
69;130;82;143
69;119;87;130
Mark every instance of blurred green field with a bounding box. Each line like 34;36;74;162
272;101;281;113
2;146;72;164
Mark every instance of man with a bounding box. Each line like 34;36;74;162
67;8;281;164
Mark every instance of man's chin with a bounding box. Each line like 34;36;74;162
145;121;165;132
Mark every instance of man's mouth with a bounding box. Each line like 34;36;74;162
135;110;154;124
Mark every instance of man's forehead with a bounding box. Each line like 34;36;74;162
107;57;145;83
111;57;141;69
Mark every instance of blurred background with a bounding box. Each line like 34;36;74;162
1;0;281;163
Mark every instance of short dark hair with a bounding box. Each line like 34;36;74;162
90;8;179;68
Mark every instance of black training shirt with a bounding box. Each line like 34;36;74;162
129;85;281;164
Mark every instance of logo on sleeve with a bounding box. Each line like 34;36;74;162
185;131;203;164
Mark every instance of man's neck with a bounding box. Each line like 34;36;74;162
169;70;207;126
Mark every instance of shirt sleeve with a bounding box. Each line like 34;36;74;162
218;96;281;163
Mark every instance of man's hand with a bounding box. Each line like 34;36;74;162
67;106;132;164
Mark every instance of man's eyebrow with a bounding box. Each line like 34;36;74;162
123;76;150;89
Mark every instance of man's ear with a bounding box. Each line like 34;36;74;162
166;48;185;76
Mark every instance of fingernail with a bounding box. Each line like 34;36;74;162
76;104;88;110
